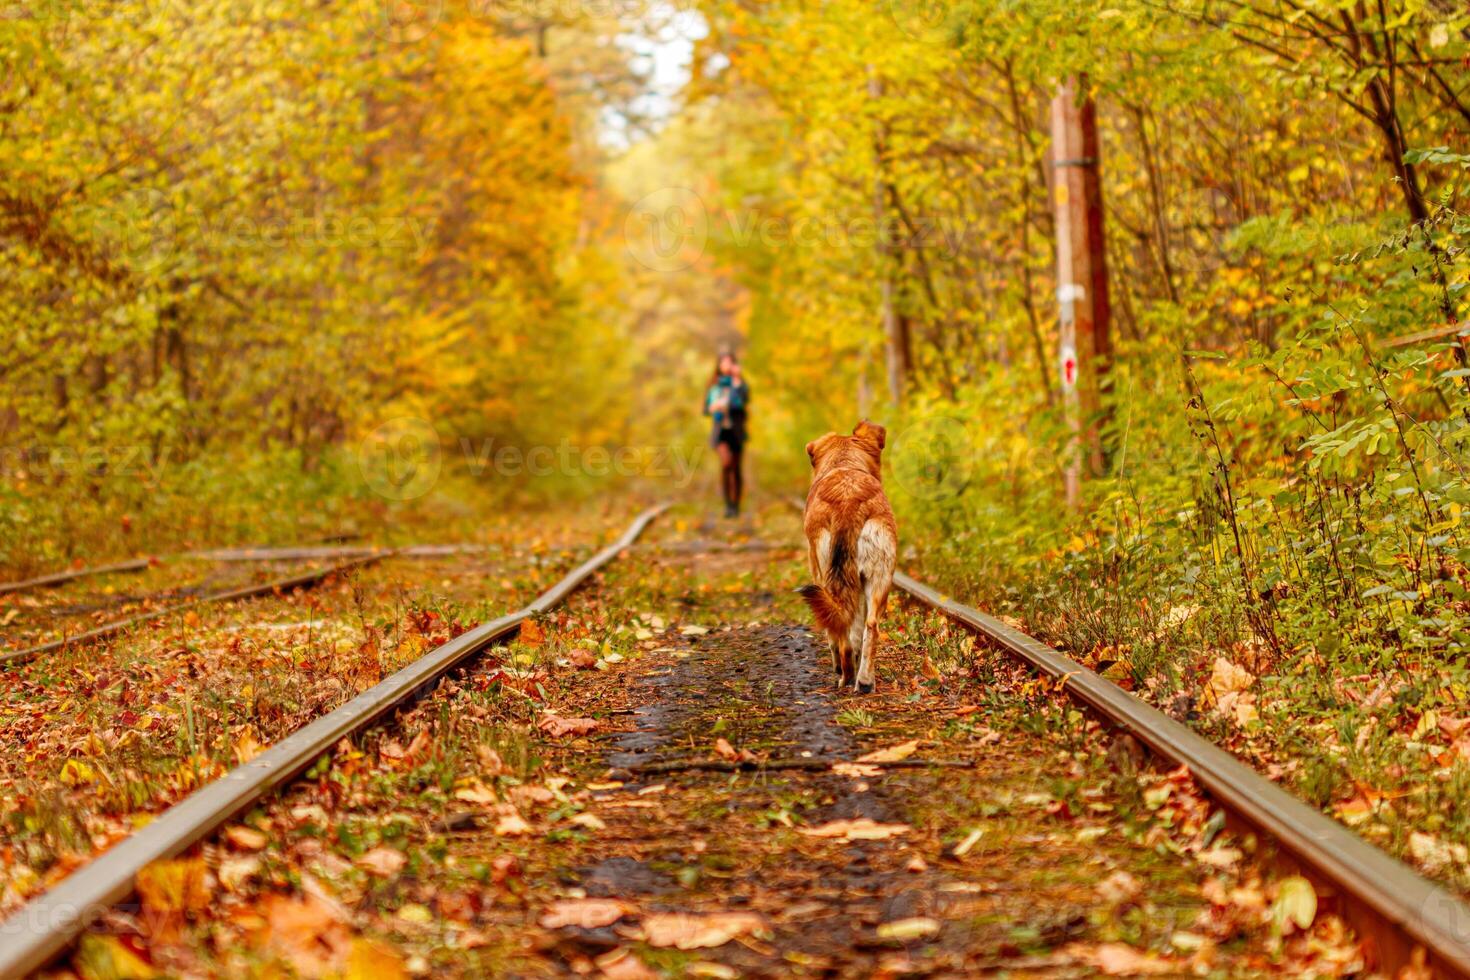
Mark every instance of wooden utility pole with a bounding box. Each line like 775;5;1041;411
1050;75;1112;510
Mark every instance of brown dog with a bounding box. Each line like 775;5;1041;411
798;420;897;693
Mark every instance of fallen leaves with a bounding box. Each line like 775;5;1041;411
73;934;157;980
248;888;409;979
876;917;941;941
634;911;766;950
493;809;534;837
224;825;269;851
1073;942;1177;975
1270;876;1317;934
136;856;210;918
453;777;497;805
59;758;98;787
540;898;635;929
946;828;984;859
379;730;431;768
254;892;348;977
1204;658;1258;726
799;818;910;842
218;855;262;892
518;619;546;647
1096;870;1142;905
857;740;920;764
540;900;766;953
538;714;600;738
1408;831;1470;872
355;846;406;879
713;737;760;763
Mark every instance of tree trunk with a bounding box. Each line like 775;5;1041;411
869;69;909;406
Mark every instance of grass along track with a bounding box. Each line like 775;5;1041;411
0;507;643;938
0;504;667;977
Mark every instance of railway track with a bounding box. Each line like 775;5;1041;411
895;567;1470;977
0;541;533;666
7;497;1468;976
0;554;387;667
779;498;1470;977
0;560;152;598
0;504;667;978
0;533;367;598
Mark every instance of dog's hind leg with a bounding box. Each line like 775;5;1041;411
838;636;856;689
854;521;896;694
846;593;867;691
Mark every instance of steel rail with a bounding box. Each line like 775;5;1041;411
785;495;1470;975
187;543;494;562
0;532;364;597
0;554;387;668
0;503;665;978
0;560;151;597
0;544;494;598
894;570;1470;978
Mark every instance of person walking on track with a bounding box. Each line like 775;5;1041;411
704;350;750;518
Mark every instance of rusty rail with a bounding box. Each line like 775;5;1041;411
787;495;1470;977
0;555;386;667
894;571;1470;978
0;504;666;978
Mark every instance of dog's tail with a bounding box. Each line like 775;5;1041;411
798;525;862;634
797;583;847;636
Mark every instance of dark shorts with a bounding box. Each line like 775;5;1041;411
713;427;745;452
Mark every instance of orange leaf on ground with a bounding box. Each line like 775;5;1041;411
518;619;546;647
595;948;658;980
713;737;759;763
454;777;497;805
494;810;534;836
799;818;910;841
224;825;269;851
255;892;353;977
137;856;211;915
1072;942;1177;975
857;740;920;763
539;898;636;929
73;934;157;980
539;715;600;737
355;847;406;878
635;911;766;949
477;745;508;774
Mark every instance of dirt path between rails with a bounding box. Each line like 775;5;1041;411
57;501;1369;978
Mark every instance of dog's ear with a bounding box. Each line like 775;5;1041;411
807;433;837;467
853;419;886;451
